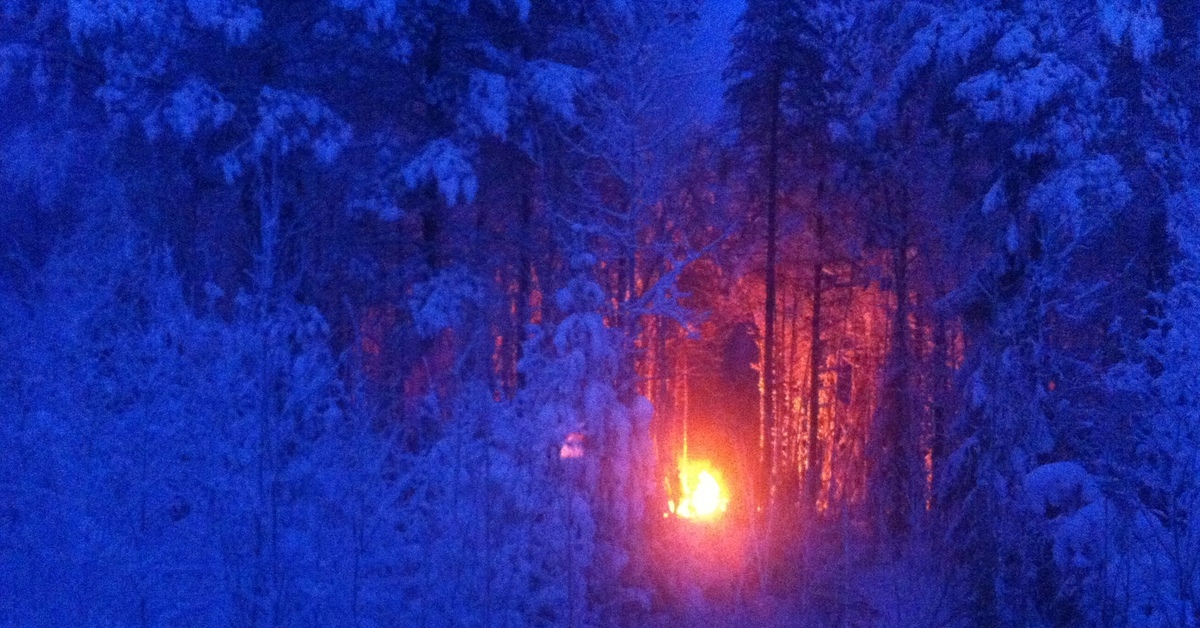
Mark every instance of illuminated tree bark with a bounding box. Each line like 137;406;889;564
804;246;824;513
763;65;782;509
728;0;825;514
780;282;803;505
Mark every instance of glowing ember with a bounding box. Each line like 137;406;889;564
669;458;729;520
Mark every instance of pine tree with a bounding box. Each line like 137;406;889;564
726;0;825;512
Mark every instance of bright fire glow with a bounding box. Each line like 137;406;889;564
669;458;729;520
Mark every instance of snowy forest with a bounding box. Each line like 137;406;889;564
2;0;1199;625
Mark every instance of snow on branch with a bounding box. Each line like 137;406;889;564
403;139;478;206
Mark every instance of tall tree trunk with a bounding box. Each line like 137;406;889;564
885;217;913;541
805;253;824;513
515;177;533;390
781;283;802;505
929;312;949;513
763;67;781;509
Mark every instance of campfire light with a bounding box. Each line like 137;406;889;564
668;458;729;520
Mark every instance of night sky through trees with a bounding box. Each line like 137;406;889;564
2;1;1199;626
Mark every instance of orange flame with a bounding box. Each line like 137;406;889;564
668;458;729;520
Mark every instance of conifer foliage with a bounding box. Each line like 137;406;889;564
4;0;1200;625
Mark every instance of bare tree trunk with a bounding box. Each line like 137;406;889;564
929;312;949;513
515;177;534;390
887;218;913;542
762;67;781;510
870;189;919;555
804;254;824;513
781;283;802;506
654;317;674;465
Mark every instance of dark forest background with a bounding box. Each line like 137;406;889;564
3;1;1200;626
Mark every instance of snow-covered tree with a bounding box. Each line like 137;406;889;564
881;1;1174;622
519;258;657;624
